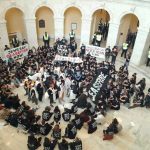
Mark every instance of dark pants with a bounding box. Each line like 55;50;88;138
121;50;127;58
38;94;43;101
49;96;53;104
44;40;50;47
70;37;74;43
146;58;150;66
111;56;116;64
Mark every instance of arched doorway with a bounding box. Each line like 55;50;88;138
117;13;139;51
5;8;27;46
35;6;54;45
90;9;110;47
64;7;82;43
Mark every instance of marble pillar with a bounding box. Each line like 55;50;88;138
130;27;150;66
80;17;92;45
54;17;64;40
25;18;38;48
106;22;120;49
0;20;10;57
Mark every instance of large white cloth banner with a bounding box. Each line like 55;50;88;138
85;45;105;59
54;55;83;63
4;44;29;61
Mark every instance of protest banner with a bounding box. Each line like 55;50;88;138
4;44;29;61
88;68;110;103
54;55;83;63
85;45;105;59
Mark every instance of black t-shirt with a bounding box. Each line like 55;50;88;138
62;111;71;122
72;117;83;130
42;111;53;121
67;124;77;139
70;140;82;150
54;110;61;122
43;140;57;150
88;119;97;134
80;46;86;54
52;129;61;139
39;123;52;135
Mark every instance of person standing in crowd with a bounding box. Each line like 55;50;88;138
111;46;118;65
123;53;131;70
47;84;55;107
36;83;44;102
4;45;10;51
43;32;50;47
96;33;102;47
121;42;129;58
105;46;111;62
80;44;86;57
92;32;96;45
146;46;150;66
12;35;19;48
22;39;28;45
69;30;75;43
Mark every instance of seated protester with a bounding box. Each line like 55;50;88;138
119;88;130;104
52;124;61;140
72;114;84;130
129;91;145;109
69;102;78;114
136;78;146;91
28;121;39;135
87;117;97;134
53;106;61;123
84;102;95;116
43;137;57;150
103;118;122;140
27;134;42;150
5;112;18;127
39;120;52;136
108;96;120;110
93;111;105;125
64;121;77;139
76;93;87;109
58;138;69;150
42;106;53;122
145;88;150;108
17;115;30;132
70;137;82;150
16;101;29;116
62;109;71;122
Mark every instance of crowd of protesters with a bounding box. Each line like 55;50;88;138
0;35;150;149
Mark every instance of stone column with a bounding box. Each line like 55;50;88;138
106;21;120;49
54;17;64;40
25;18;38;48
0;20;10;57
80;17;92;45
130;27;150;66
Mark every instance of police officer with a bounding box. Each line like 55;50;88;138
43;32;50;47
121;42;128;58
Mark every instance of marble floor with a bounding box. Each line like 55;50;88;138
0;57;150;150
